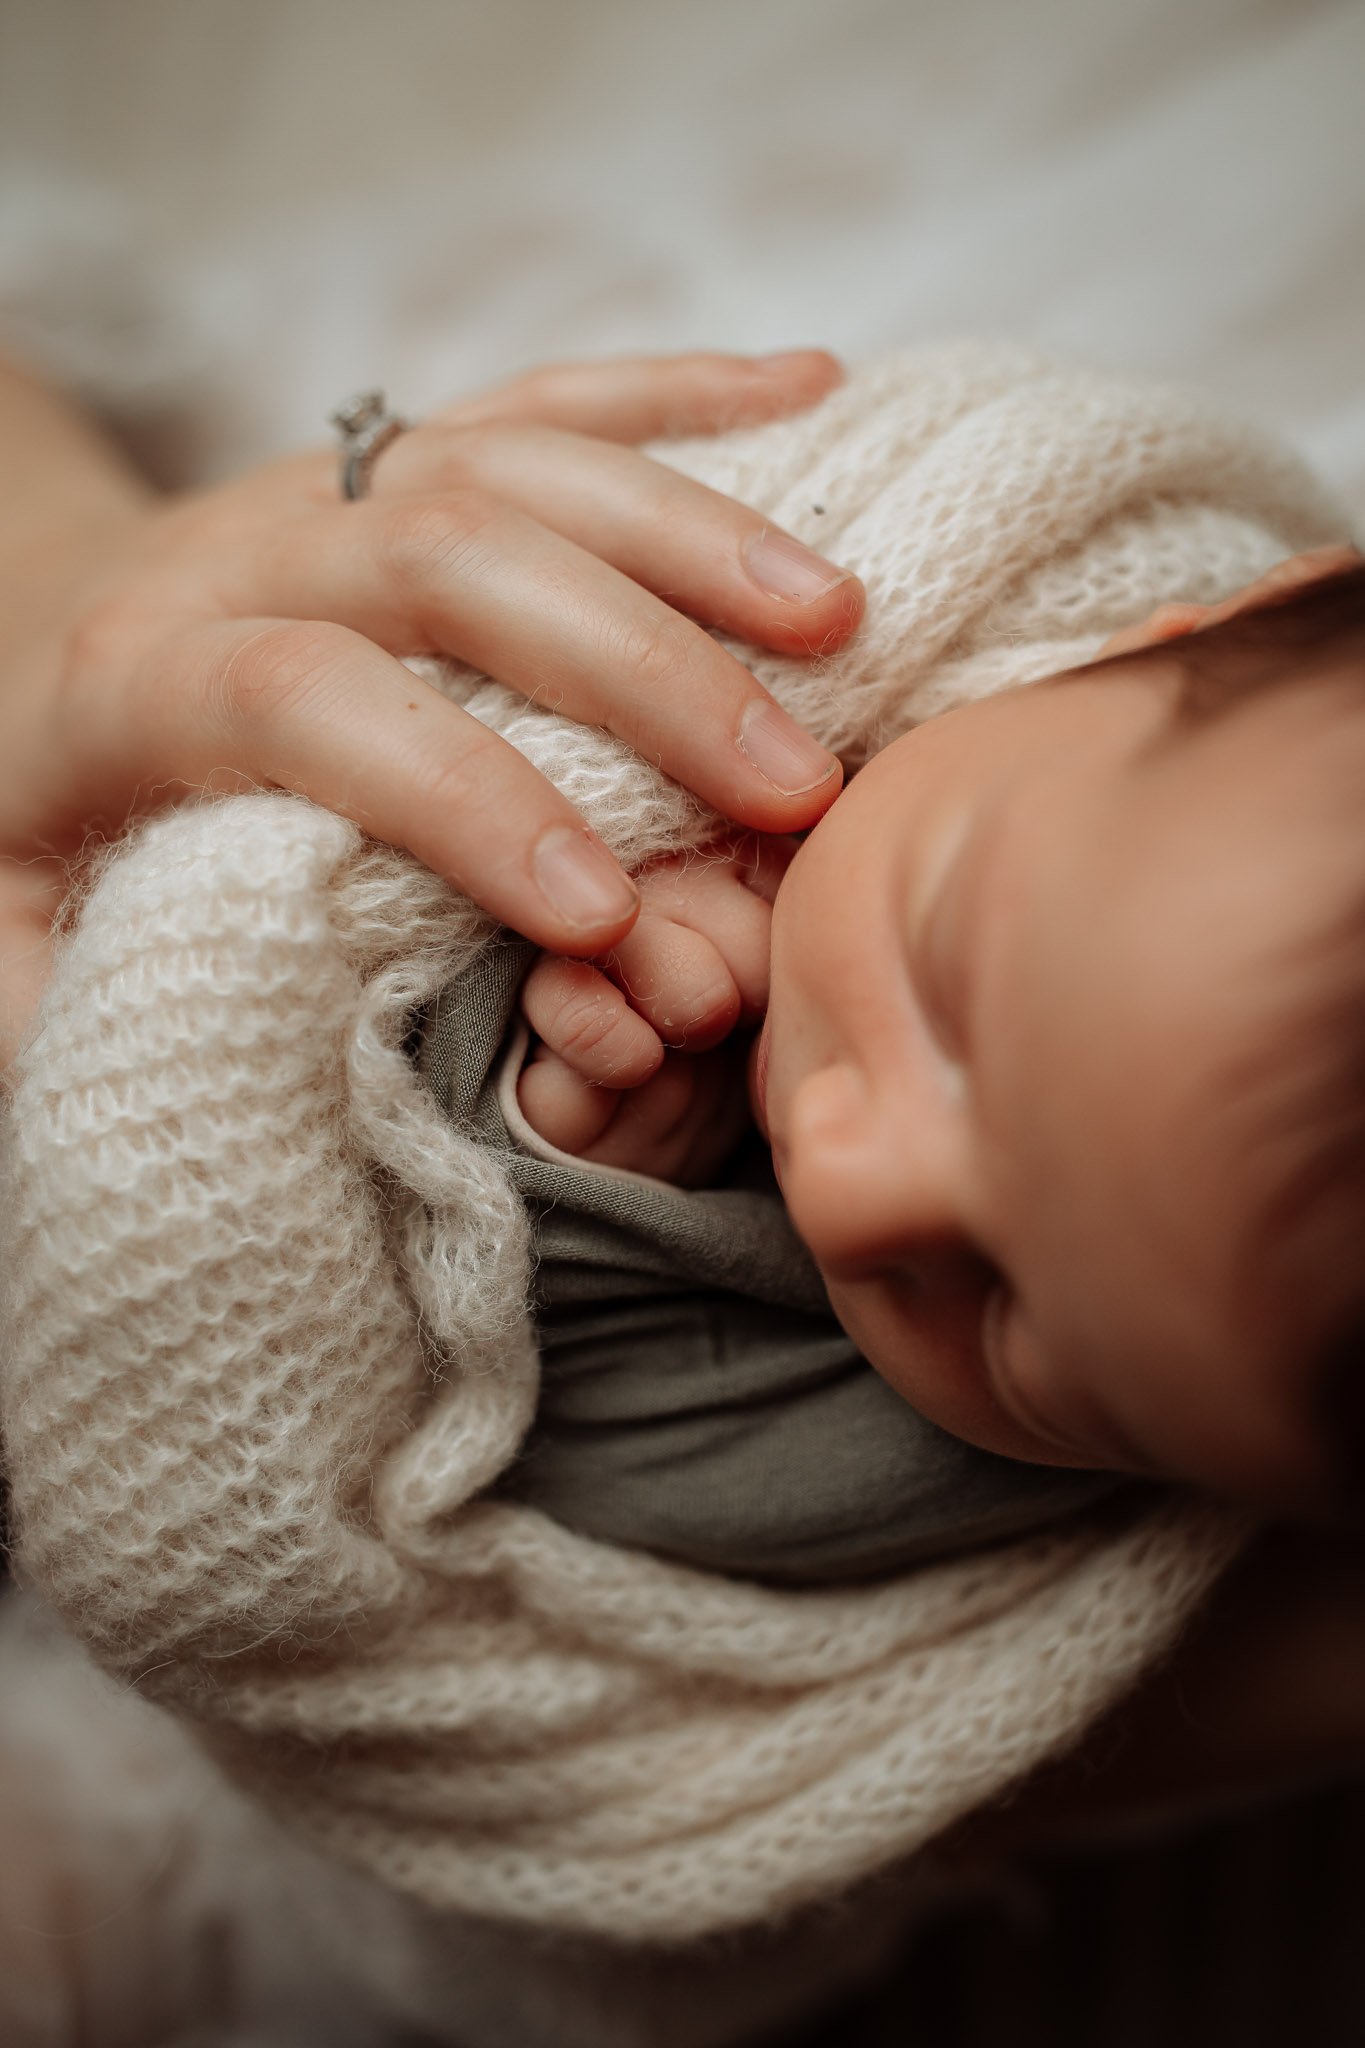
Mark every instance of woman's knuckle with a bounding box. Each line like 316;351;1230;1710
407;751;474;819
62;593;144;686
216;621;349;728
512;363;570;406
406;723;506;818
433;421;491;473
381;493;499;589
615;611;703;700
450;419;547;481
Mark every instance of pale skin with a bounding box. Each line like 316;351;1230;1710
516;541;1365;1831
0;348;1361;1830
520;547;1363;1516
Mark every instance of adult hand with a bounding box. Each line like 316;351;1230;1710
0;349;861;1060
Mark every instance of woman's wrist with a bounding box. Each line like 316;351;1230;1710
2;504;150;658
0;355;151;531
0;355;154;661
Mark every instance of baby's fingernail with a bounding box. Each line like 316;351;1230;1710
743;528;853;606
738;701;839;795
534;827;638;931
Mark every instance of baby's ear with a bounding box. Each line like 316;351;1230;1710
1096;545;1362;663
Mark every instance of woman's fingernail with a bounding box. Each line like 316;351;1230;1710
534;827;638;930
738;701;839;795
743;529;853;606
755;347;828;367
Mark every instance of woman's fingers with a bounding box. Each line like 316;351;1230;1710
69;615;647;953
259;350;846;513
32;349;853;970
429;349;845;444
370;421;863;662
233;493;847;833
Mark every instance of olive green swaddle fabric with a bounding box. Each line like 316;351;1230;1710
421;938;1116;1585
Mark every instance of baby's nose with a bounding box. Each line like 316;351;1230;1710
780;1061;967;1274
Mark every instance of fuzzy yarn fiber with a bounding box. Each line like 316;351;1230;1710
1;343;1346;1946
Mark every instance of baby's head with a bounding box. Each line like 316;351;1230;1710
756;550;1365;1514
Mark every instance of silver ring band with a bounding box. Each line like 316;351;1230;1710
329;390;410;500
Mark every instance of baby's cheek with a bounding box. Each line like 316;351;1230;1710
822;1268;1096;1469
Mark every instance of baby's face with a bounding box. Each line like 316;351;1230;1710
755;652;1346;1509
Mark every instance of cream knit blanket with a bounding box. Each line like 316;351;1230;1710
1;343;1346;1945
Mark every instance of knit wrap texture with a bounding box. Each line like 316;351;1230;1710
1;343;1345;1944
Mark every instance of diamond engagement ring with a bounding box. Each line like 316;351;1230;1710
329;390;411;500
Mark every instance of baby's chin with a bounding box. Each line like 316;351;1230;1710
817;1268;1114;1472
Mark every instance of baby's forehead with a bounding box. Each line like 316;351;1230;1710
1021;702;1356;1430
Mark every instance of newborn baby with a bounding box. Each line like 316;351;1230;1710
515;551;1364;1520
421;893;1111;1586
6;341;1353;1950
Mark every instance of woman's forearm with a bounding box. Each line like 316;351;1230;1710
0;354;154;658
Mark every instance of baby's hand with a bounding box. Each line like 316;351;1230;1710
516;834;793;1183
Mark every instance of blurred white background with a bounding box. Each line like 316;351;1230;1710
1;0;1362;509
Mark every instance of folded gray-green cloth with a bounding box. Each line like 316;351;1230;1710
421;938;1116;1586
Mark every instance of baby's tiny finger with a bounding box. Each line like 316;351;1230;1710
632;842;786;1017
731;832;799;906
580;1047;752;1184
516;1048;619;1155
521;956;664;1087
603;917;740;1050
580;1054;701;1170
